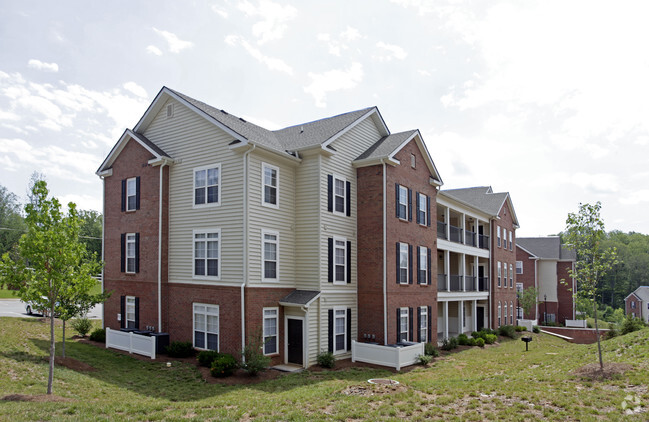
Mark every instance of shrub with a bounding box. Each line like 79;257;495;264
457;333;469;346
621;315;646;335
197;350;222;367
71;317;93;337
467;338;477;347
89;328;105;343
316;350;335;368
606;325;618;339
515;325;526;332
475;338;485;348
418;354;433;365
210;354;238;378
532;326;540;334
498;325;517;339
441;337;458;351
424;342;439;357
166;341;195;358
240;335;271;376
484;334;497;345
471;331;480;339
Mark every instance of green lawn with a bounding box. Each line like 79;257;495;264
1;318;648;421
0;288;19;298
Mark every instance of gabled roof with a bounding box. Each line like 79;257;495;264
626;286;649;302
96;129;172;175
516;237;576;261
441;186;519;226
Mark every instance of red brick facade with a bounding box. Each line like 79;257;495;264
556;261;575;324
625;295;642;319
490;201;517;327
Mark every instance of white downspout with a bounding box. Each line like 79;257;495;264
101;176;106;329
242;145;256;356
158;162;166;332
382;159;387;345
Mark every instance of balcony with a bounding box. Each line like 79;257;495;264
478;277;489;291
449;275;463;291
465;276;476;291
449;225;463;243
465;230;476;247
478;234;490;250
437;274;446;291
437;222;447;240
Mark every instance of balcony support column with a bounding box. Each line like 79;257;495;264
461;253;466;291
472;300;477;332
474;256;479;291
458;300;464;335
445;250;450;291
443;301;449;340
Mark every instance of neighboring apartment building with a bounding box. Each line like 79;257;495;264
625;286;649;323
96;86;443;368
438;187;519;336
516;237;576;325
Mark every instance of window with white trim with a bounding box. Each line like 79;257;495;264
509;264;513;288
503;228;508;249
262;230;278;281
419;306;428;342
509;231;513;250
126;233;136;273
497;261;501;287
516;283;524;318
334;237;347;284
125;296;136;328
334;175;346;215
193;303;219;351
510;301;514;324
334;307;347;353
417;192;427;225
194;164;220;207
503;264;508;288
126;178;137;211
631;301;636;309
399;243;409;284
504;302;508;325
498;301;502;327
193;229;220;278
263;307;278;355
418;246;427;284
397;185;408;220
516;261;523;274
399;307;409;343
497;226;501;247
411;153;416;168
262;163;278;208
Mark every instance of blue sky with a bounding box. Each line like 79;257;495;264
1;0;648;236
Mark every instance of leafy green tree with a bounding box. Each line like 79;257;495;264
564;202;619;371
77;209;103;261
0;185;25;256
518;287;539;319
0;181;104;394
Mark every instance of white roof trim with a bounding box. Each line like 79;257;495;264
96;129;169;175
321;108;388;148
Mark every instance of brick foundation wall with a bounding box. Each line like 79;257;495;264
541;326;608;344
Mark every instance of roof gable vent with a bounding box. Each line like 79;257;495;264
166;104;174;118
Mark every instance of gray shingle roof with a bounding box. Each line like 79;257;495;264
442;186;508;217
517;237;576;260
279;290;321;306
135;132;171;159
355;130;417;161
631;286;649;302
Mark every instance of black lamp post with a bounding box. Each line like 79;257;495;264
544;294;547;325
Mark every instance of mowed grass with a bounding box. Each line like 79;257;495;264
1;318;648;421
0;288;19;298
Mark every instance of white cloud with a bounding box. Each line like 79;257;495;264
317;27;362;57
152;28;194;53
237;0;297;45
304;62;364;107
375;41;408;61
619;189;649;205
123;82;148;99
341;26;361;42
146;45;163;56
211;6;229;18
225;35;293;75
27;59;59;72
571;172;618;194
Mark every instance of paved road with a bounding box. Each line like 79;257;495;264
0;298;102;319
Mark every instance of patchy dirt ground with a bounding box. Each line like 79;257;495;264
572;362;634;380
1;394;71;402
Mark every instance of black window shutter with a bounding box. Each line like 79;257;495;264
120;296;125;329
396;308;401;343
328;309;334;353
327;238;333;283
134;297;140;329
135;176;141;210
395;183;399;217
415;192;420;224
120;233;125;272
408;244;413;284
346;308;352;351
134;233;140;273
427;248;432;285
346;240;351;284
407;189;412;222
395;242;400;284
345;181;351;216
417;247;421;284
409;307;414;342
426;196;431;227
427;306;432;343
327;175;333;212
417;307;422;342
121;179;126;212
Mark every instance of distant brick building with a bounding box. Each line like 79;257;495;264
625;286;649;323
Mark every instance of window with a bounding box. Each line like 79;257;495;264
334;238;347;284
327;174;350;216
194;165;220;207
417;246;428;284
497;226;501;247
503;228;507;249
262;230;278;281
125;296;136;328
503;264;508;288
411;153;416;168
631;301;636;309
399;308;409;343
510;301;514;325
419;306;428;342
126;233;136;273
516;261;523;274
397;185;408;220
416;192;429;226
509;231;513;251
399;242;409;284
509;264;513;288
262;163;278;208
462;303;466;328
498;301;502;327
263;308;278;355
504;302;508;325
497;261;501;287
334;307;347;353
126;178;137;211
193;303;219;350
194;229;220;278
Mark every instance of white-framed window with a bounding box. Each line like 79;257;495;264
503;228;508;249
399;307;409;343
509;231;513;251
126;233;136;273
497;261;501;287
498;301;502;327
418;246;427;284
334;236;347;284
417;192;427;225
504;302;508;325
126;177;137;211
399;242;409;284
631;301;636;309
497;226;501;247
509;264;513;288
419;306;428;342
397;185;408;220
193;303;219;351
504;264;508;288
194;164;220;207
411;153;416;168
262;230;278;281
263;307;278;355
334;307;347;354
333;175;346;215
193;229;220;279
516;261;523;274
125;296;136;328
262;163;279;208
510;301;514;324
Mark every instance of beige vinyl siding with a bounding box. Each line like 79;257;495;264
247;150;297;287
294;151;321;289
143;98;244;285
538;260;558;302
317;293;356;361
